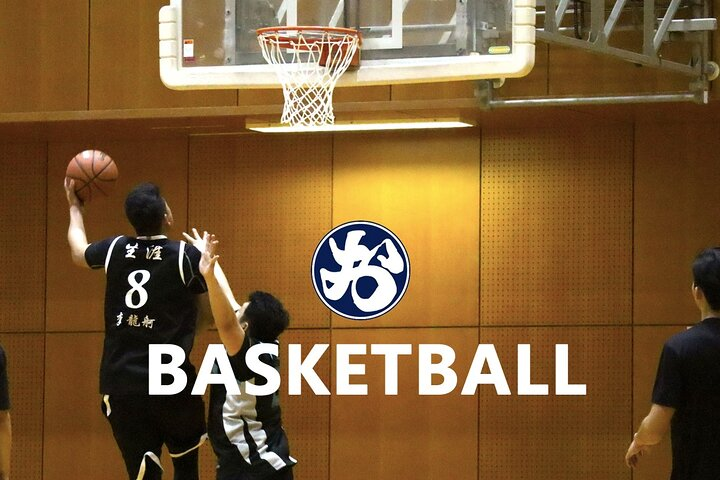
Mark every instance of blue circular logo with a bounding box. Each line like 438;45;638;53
312;221;410;320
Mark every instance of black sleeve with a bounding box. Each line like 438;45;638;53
0;347;10;411
182;244;208;294
228;335;254;382
84;237;119;269
651;342;685;408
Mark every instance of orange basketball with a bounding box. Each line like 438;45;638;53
66;150;118;202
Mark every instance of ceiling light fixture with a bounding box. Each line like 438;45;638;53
245;117;475;133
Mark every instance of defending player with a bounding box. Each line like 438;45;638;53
65;180;208;480
189;231;296;480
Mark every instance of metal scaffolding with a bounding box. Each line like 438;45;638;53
481;0;718;107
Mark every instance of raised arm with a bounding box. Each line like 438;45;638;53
64;178;90;269
198;233;246;356
625;403;675;468
183;229;242;312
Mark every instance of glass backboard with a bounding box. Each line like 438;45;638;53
159;0;535;89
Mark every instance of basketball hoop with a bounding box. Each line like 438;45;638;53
257;26;361;128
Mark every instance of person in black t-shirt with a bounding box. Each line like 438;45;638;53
626;247;720;479
0;345;10;480
65;180;210;480
189;231;296;480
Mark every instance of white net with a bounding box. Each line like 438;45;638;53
258;27;361;127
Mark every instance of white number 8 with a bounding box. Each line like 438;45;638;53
125;270;151;309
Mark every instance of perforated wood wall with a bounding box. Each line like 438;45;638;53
332;130;481;329
479;327;631;480
634;122;720;324
0;0;88;112
329;328;479;480
481;125;633;326
0;118;714;479
89;0;236;109
0;334;44;480
281;329;331;479
43;332;126;479
0;145;46;332
188;135;333;329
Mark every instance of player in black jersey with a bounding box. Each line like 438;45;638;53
65;180;209;480
189;231;296;480
626;248;720;479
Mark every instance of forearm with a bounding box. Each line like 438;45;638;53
634;404;674;446
67;206;89;267
634;420;664;446
212;262;241;311
205;268;244;352
0;412;10;480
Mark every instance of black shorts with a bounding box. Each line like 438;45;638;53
101;393;206;480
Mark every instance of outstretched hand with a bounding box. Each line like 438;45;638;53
183;227;209;253
64;177;83;208
198;232;219;277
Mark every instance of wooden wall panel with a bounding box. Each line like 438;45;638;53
383;41;547;101
332;130;480;328
46;139;189;332
0;0;88;113
481;125;633;325
632;326;688;480
548;34;689;96
237;89;285;108
634;122;720;325
89;0;237;109
496;43;550;99
330;328;478;480
43;332;125;480
390;81;475;101
0;144;46;332
0;333;44;480
188;134;333;329
280;329;331;480
479;326;630;480
334;86;391;103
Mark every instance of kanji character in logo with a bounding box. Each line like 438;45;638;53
319;230;405;313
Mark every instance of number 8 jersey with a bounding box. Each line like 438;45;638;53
85;235;208;395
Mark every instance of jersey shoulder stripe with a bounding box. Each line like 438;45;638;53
178;240;187;285
104;236;124;273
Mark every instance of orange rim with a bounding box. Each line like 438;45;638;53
257;26;362;49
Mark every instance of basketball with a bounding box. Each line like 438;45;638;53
65;149;118;202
